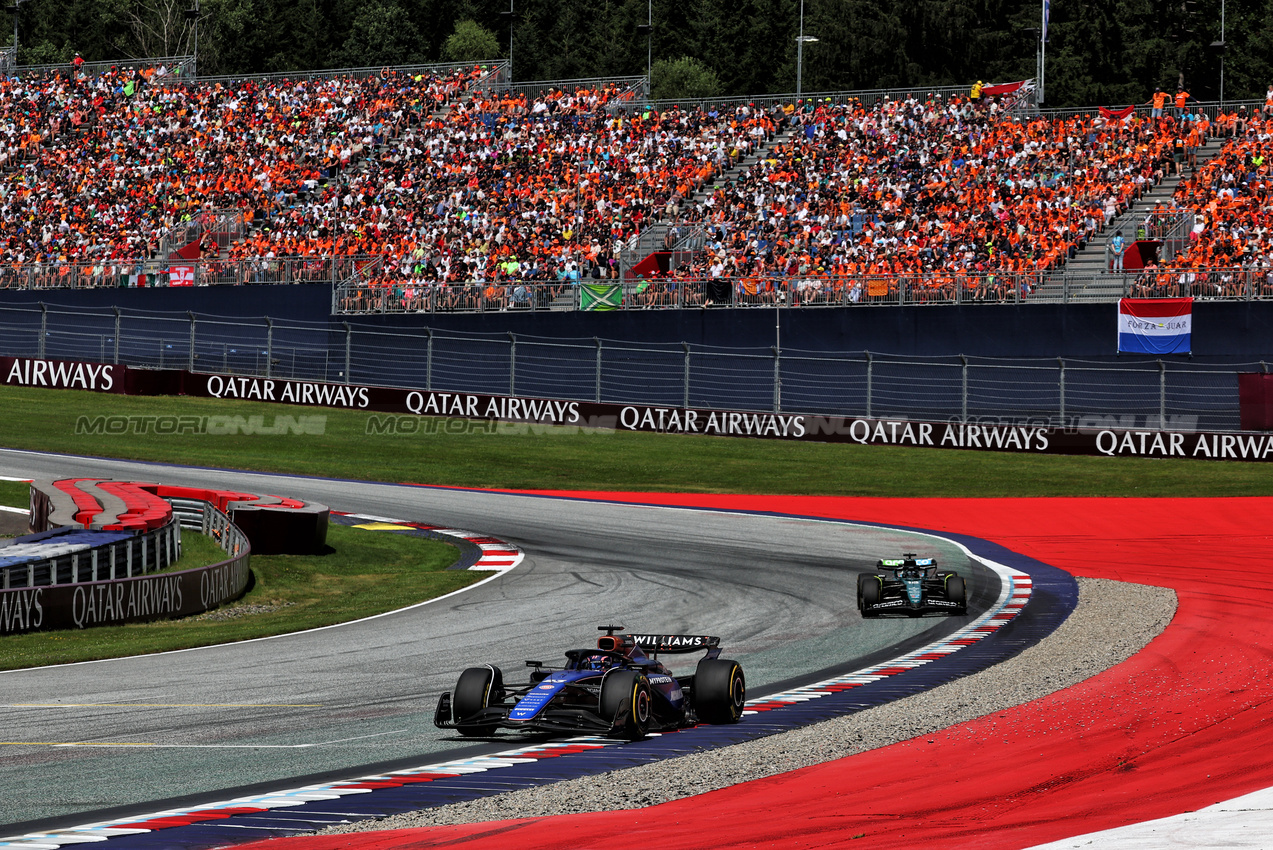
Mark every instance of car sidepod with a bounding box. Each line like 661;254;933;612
506;669;602;726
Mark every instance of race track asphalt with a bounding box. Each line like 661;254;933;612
0;449;998;834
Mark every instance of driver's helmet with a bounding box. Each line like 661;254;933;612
580;653;615;671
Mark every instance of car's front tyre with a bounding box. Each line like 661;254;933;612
600;670;652;740
453;665;503;737
859;574;882;617
946;574;967;615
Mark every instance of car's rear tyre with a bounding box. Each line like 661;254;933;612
860;575;881;616
453;665;503;737
695;658;746;724
946;574;967;614
600;670;651;739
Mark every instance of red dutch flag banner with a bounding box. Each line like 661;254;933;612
1117;298;1192;354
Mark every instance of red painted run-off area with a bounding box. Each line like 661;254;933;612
244;495;1273;850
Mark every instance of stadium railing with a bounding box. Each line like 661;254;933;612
185;58;497;86
328;268;1273;314
492;74;649;108
157;210;248;261
10;263;1265;306
0;302;1258;431
1029;97;1265;122
8;54;195;79
0;255;379;290
641;83;973;113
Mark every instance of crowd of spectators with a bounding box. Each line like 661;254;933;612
2;58;1272;307
641;94;1187;305
313;84;777;312
0;62;481;287
1130;107;1273;299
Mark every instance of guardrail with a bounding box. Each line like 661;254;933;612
0;497;252;634
166;498;251;560
0;518;181;590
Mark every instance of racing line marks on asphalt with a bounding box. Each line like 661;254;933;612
0;521;1035;850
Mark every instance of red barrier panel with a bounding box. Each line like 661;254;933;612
1238;373;1273;431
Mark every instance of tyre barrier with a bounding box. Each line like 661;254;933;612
0;479;329;635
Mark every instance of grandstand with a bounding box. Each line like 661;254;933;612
0;56;1269;311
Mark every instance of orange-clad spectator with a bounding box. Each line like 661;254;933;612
1174;87;1191;117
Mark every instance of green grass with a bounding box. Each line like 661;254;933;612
0;381;1262;666
0;385;1269;496
0;479;26;510
0;523;465;670
165;529;230;572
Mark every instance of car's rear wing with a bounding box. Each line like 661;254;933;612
630;634;720;654
878;557;935;568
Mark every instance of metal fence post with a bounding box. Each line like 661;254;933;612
344;322;352;384
187;311;196;371
1159;359;1167;427
418;327;430;390
960;355;968;423
594;337;602;402
112;306;121;365
263;317;274;378
865;350;873;418
773;345;781;412
682;342;691;408
508;332;516;397
1058;356;1066;426
38;302;46;359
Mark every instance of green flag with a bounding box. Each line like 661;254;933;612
581;283;622;311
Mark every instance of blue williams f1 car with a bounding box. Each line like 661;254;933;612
434;626;746;739
858;553;967;617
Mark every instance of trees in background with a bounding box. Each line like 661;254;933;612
8;0;1268;105
651;56;722;100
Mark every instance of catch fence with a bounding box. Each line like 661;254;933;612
0;304;1262;432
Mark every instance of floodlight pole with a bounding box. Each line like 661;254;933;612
795;0;818;97
9;0;30;66
1039;0;1046;104
192;0;199;78
797;0;805;97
